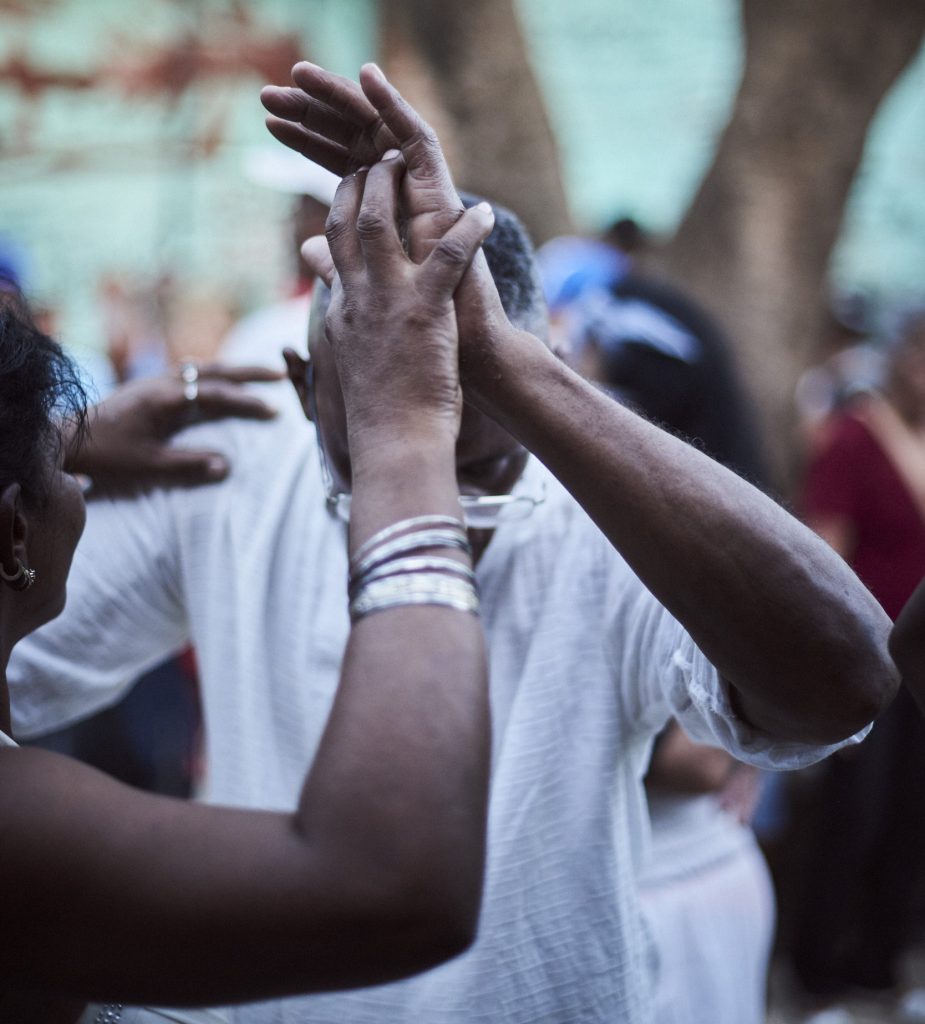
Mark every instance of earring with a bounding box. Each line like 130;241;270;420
0;558;36;592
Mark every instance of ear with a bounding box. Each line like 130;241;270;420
0;482;28;578
283;348;313;422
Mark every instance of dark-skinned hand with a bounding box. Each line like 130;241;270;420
66;364;282;489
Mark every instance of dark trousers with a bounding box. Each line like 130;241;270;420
792;686;925;993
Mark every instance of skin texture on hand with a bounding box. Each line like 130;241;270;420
316;146;494;462
65;365;282;489
262;63;512;382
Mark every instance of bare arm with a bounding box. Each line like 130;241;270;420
0;159;495;1007
465;327;894;743
265;61;896;746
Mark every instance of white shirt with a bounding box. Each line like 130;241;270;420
9;384;852;1023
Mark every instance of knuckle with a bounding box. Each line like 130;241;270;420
354;208;385;241
324;210;350;242
433;235;470;268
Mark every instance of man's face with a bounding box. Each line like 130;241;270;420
287;285;533;551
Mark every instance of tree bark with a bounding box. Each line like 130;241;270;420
658;0;925;489
379;0;573;246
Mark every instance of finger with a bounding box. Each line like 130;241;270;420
261;86;378;161
148;446;230;485
300;235;335;287
191;381;280;421
355;150;405;271
265;115;353;178
421;203;495;298
325;169;367;274
196;364;285;384
290;62;399;158
358;64;457;201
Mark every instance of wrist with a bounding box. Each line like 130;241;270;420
462;325;555;417
349;435;462;538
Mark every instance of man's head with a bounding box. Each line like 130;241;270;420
286;195;549;526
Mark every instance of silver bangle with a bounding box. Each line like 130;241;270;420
350;572;480;622
349;555;476;600
350;514;465;573
94;1006;124;1023
350;528;470;585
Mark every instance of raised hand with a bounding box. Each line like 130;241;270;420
316;149;494;454
263;62;520;390
67;364;282;488
262;62;463;260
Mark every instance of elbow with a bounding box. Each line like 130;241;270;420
393;855;485;969
811;643;899;745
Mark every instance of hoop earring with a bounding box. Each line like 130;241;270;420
0;558;36;592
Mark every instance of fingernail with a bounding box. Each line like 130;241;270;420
206;456;229;479
365;62;386;80
476;202;494;218
382;148;400;160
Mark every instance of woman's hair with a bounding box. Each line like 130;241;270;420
0;294;88;508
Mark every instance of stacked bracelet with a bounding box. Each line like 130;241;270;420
348;515;478;623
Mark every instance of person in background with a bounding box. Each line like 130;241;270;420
792;308;925;1023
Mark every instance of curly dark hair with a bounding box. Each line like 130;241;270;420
459;192;548;342
0;294;88;508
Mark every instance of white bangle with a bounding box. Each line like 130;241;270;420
350;514;465;574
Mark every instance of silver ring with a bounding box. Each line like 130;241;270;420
180;361;199;403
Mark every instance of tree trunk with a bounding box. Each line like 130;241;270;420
379;0;573;246
658;0;925;489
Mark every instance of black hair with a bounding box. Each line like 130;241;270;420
459;192;548;340
0;294;88;508
600;274;769;490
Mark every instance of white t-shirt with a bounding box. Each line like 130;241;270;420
8;385;854;1023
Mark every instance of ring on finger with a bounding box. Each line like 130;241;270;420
180;361;200;404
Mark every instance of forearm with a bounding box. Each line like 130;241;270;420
294;440;490;956
468;328;896;743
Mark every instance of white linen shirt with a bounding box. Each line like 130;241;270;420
9;383;851;1023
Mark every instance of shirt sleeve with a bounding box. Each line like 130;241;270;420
8;487;190;739
602;561;868;771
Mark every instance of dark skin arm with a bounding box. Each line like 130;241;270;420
265;61;897;745
0;158;495;1008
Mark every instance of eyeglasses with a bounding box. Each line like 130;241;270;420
306;360;545;529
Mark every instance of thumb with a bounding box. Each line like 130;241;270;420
421;203;495;297
301;235;335;287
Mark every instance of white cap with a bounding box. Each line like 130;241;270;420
243;146;340;205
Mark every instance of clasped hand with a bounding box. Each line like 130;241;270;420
317;148;494;453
